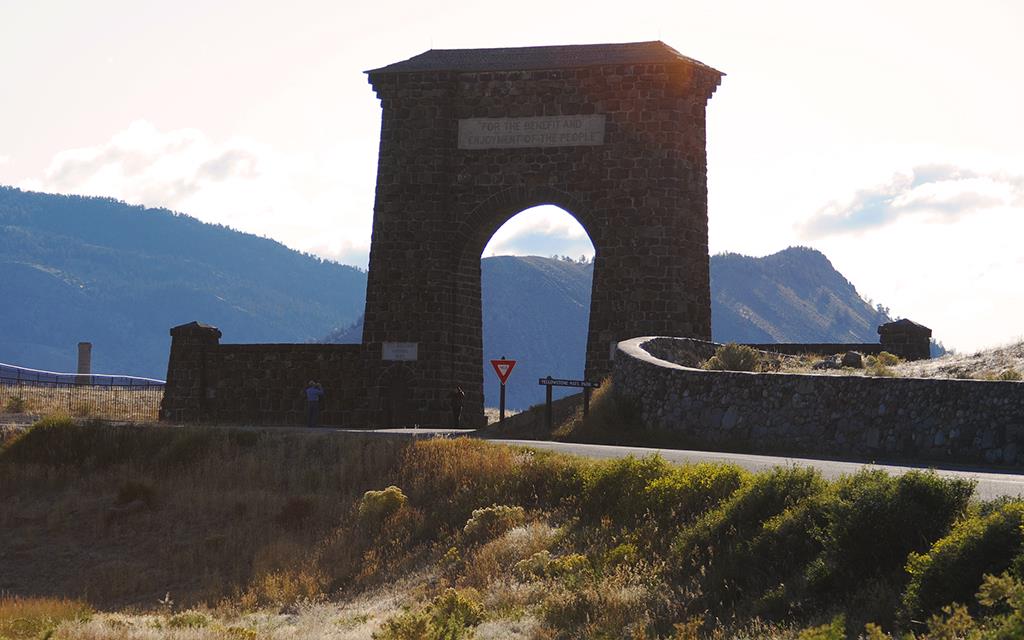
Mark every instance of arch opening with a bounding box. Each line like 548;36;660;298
479;205;596;413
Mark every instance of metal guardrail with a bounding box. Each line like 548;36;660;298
0;362;165;422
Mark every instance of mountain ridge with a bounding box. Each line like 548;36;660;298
3;187;905;409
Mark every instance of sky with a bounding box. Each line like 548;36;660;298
1;0;1022;353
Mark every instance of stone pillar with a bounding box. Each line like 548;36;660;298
878;319;932;361
76;342;92;384
160;321;222;422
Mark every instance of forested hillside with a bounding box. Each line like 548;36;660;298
0;187;365;377
2;187;907;408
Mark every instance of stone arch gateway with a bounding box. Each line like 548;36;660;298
362;41;724;427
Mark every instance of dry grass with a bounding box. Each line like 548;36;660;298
0;595;92;639
5;418;1021;639
893;339;1024;381
0;383;163;421
0;418;406;609
768;341;1024;382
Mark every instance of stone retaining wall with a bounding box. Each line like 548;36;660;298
613;337;1024;467
159;322;441;427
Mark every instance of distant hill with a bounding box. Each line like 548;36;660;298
1;186;909;410
710;246;891;343
0;187;366;377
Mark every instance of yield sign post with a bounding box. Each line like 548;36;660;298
490;358;516;423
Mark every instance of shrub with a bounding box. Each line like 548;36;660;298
702;342;762;372
578;455;673;527
396;439;526;528
243;568;325;609
811;470;974;591
644;462;749;532
167;610;210;628
998;369;1023;381
376;589;482;640
357;486;407;526
904;501;1024;616
463;504;526;544
463;522;555;586
797;615;846;640
4;394;28;413
875;352;902;367
430;588;484;632
672;466;826;611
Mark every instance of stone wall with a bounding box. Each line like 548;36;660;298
613;336;1024;467
160;322;445;427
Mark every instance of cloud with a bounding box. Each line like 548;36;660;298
801;164;1024;238
482;205;594;258
30;120;260;211
22;120;374;268
0;154;10;165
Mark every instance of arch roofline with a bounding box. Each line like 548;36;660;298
365;40;724;77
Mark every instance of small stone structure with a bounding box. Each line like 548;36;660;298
161;41;724;427
614;336;1024;467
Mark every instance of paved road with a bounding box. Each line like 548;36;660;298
492;438;1024;501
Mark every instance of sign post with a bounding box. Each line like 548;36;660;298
490;357;517;423
538;377;601;432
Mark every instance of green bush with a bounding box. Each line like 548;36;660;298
167;611;210;628
578;455;673;526
358;486;408;526
797;615;846;640
811;470;974;591
997;369;1023;381
677;466;826;558
703;342;762;372
375;589;482;640
904;501;1024;616
644;462;749;531
673;466;827;611
462;504;525;544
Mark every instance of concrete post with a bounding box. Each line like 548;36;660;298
76;342;92;384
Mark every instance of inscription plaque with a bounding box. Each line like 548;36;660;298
458;115;606;150
382;342;418;361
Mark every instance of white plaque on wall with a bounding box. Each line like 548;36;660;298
382;342;418;361
458;115;606;150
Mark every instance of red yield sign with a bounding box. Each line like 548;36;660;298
490;359;517;385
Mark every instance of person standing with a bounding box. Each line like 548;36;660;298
449;386;465;428
304;380;325;428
